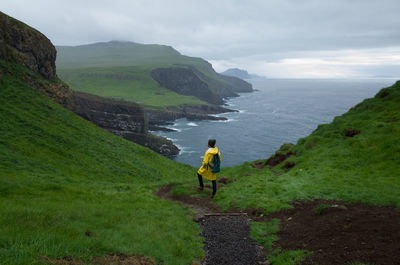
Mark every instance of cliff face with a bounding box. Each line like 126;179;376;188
151;64;254;104
145;104;234;130
0;12;56;79
0;11;73;109
73;92;179;156
217;73;253;93
151;67;224;105
73;92;146;134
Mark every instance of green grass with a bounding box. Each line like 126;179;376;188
56;41;237;109
0;60;203;264
59;65;205;109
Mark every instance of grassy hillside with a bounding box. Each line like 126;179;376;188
0;59;203;264
56;41;242;109
170;81;400;264
173;81;400;214
59;65;204;108
215;81;400;212
57;41;202;69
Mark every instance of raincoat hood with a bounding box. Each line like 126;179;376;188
208;147;219;155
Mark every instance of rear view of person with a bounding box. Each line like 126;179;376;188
197;139;221;198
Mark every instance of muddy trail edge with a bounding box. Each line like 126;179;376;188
155;185;268;265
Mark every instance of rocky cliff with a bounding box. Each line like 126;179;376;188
217;73;253;93
0;12;56;79
0;11;179;156
151;65;254;104
0;11;74;109
151;67;224;105
73;92;179;156
145;104;235;131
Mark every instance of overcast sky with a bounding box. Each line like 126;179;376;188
2;0;400;78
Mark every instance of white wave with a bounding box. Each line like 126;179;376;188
187;122;199;127
165;127;182;132
211;118;237;123
175;145;197;154
180;149;196;154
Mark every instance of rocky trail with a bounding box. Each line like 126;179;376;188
156;185;268;265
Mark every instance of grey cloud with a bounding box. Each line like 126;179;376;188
2;0;400;77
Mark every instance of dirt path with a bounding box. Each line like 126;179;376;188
157;185;400;265
155;185;267;265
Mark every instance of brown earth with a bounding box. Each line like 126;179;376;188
252;151;295;170
42;253;154;265
344;128;361;137
157;185;400;265
266;200;400;265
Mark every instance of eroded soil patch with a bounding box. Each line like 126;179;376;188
43;253;154;265
267;200;400;265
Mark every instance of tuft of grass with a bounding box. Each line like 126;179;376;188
250;219;279;249
269;250;311;265
314;204;331;215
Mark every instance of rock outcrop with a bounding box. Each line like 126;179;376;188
217;73;253;93
0;11;73;109
151;67;224;105
145;104;235;131
0;11;56;79
74;92;179;156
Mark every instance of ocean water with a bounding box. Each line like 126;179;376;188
152;78;397;168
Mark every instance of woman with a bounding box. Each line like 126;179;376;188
197;139;221;198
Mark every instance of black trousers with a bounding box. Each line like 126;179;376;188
198;173;216;196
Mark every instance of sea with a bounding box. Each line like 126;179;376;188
151;78;398;168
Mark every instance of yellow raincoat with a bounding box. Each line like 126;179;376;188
197;147;221;181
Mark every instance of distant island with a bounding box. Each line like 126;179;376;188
221;68;265;79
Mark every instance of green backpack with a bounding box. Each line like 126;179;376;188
209;154;221;173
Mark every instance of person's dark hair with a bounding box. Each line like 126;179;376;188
208;139;216;147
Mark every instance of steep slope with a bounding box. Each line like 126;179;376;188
217;80;400;212
0;12;203;264
0;11;179;156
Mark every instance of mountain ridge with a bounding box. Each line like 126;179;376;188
56;41;253;107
